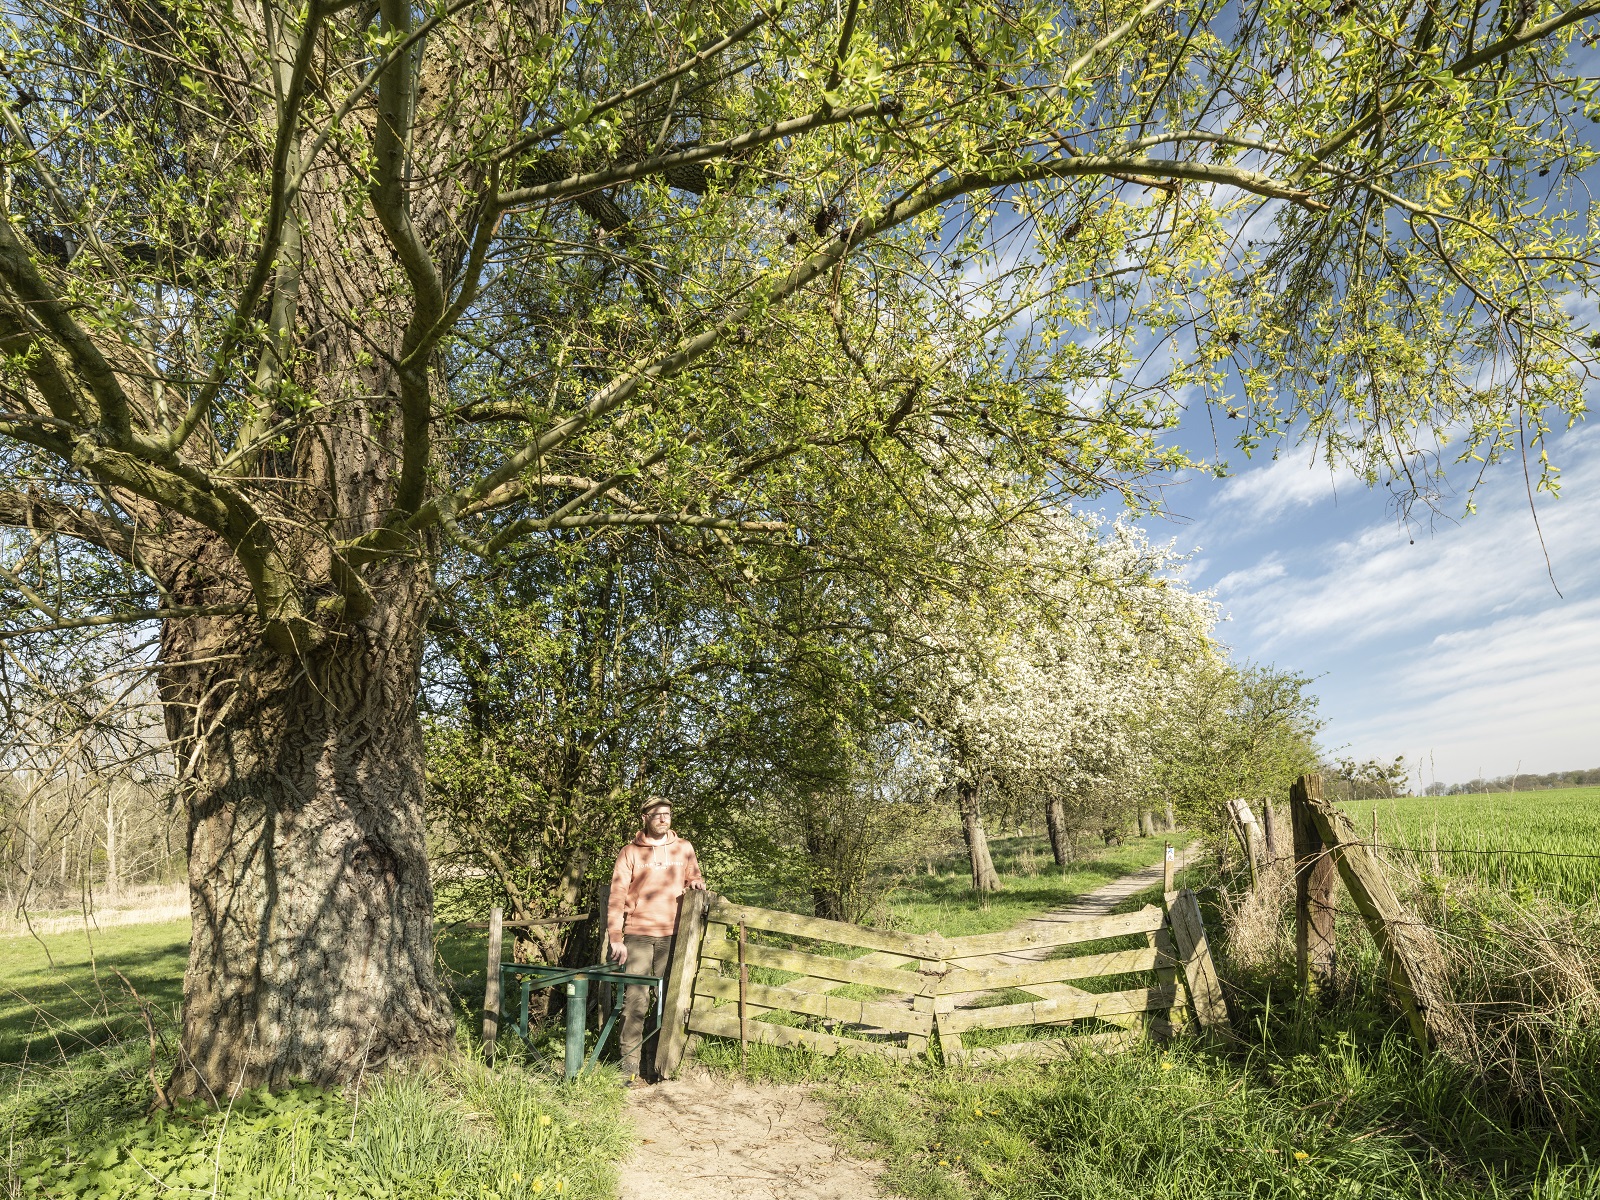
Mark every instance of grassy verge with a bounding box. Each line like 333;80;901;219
2;922;629;1199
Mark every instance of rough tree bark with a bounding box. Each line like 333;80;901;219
957;781;1001;892
159;564;452;1097
1044;796;1072;866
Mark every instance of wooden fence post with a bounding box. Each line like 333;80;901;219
1303;793;1463;1055
1261;802;1280;863
1291;776;1337;1000
653;888;709;1079
481;905;504;1063
1163;843;1175;896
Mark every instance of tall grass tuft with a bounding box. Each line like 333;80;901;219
1212;840;1600;1152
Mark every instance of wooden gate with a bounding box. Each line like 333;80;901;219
654;887;1228;1076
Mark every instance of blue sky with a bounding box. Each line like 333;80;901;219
1137;421;1600;788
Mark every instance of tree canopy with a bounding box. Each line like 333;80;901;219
2;0;1598;1091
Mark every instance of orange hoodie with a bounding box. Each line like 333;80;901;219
606;831;703;941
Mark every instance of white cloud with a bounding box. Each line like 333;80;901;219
1331;600;1600;781
1208;452;1345;529
1220;437;1600;653
1213;558;1286;594
1181;426;1600;782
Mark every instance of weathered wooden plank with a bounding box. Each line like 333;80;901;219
1166;889;1232;1037
707;897;946;960
686;1007;917;1059
693;970;932;1037
700;935;934;994
942;1028;1143;1064
653;888;709;1079
1305;794;1463;1055
936;950;1139;1030
781;950;926;995
908;994;934;1054
940;985;1176;1033
938;946;1164;995
941;906;1165;960
1152;925;1187;1037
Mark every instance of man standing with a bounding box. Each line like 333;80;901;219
607;796;704;1084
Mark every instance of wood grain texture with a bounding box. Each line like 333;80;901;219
778;949;927;995
1166;889;1232;1036
1305;795;1464;1054
699;934;936;994
653;889;709;1079
693;970;932;1036
939;946;1164;994
708;896;947;960
1292;775;1338;997
481;905;503;1062
939;984;1176;1033
686;1007;918;1059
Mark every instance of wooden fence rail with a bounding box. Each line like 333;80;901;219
653;886;1230;1078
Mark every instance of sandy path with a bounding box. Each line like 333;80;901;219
938;844;1198;1010
615;848;1195;1198
617;1067;882;1200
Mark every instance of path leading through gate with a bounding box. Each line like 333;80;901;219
616;848;1200;1200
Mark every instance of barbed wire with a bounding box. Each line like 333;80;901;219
1323;903;1600;955
1367;842;1600;862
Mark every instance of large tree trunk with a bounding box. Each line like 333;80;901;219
957;781;1001;893
159;564;452;1099
1044;796;1072;866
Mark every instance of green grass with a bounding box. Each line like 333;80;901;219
823;1037;1598;1200
0;919;189;1065
879;831;1197;940
695;970;1600;1200
5;1043;627;1199
1;921;629;1199
1342;787;1600;906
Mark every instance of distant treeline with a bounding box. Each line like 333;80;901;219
1424;768;1600;795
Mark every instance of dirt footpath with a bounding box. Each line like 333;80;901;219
617;1068;881;1200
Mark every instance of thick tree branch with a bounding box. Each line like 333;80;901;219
495;98;902;208
0;217;135;437
0;490;140;561
0;604;248;640
372;0;447;516
403;148;1322;553
161;0;327;454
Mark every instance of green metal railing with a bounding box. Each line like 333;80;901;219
497;962;662;1081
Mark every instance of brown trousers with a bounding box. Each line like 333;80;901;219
618;933;673;1076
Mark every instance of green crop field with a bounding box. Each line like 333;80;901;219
1341;787;1600;906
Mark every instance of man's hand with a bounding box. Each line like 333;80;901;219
609;940;627;967
687;880;705;891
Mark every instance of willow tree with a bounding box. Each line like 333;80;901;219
1;0;1596;1095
